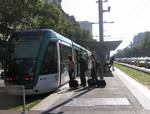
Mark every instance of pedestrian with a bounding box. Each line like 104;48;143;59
110;56;115;71
91;54;97;80
96;61;103;79
78;54;87;87
68;55;75;81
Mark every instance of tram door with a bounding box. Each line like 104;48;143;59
59;43;72;84
40;41;58;87
73;49;80;77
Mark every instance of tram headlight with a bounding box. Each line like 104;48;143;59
24;74;30;81
7;74;18;81
24;74;34;81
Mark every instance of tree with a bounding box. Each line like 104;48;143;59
0;0;42;40
0;0;93;51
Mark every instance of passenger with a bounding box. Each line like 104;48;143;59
68;55;75;81
96;61;103;79
78;54;87;87
91;54;97;80
110;56;115;71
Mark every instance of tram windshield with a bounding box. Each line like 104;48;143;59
8;35;42;74
11;36;41;58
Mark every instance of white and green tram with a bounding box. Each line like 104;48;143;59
4;29;91;95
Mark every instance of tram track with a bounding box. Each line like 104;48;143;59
115;62;150;74
115;62;150;89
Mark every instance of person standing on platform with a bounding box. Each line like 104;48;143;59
110;56;115;71
91;54;97;80
78;54;87;87
68;55;75;81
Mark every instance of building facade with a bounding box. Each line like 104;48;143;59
79;21;92;34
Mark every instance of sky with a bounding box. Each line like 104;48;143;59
61;0;150;53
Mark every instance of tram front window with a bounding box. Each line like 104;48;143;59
8;35;42;75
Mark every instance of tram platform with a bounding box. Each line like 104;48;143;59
1;68;150;114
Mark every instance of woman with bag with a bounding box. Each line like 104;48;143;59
68;55;78;89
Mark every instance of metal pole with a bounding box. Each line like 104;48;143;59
98;0;103;42
98;0;105;80
22;86;26;114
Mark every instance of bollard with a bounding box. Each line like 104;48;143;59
22;86;26;114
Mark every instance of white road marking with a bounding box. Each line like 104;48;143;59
65;98;130;106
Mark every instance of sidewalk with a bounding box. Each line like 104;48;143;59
1;68;150;114
30;68;150;114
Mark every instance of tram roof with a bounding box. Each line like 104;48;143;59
51;30;91;53
12;29;91;53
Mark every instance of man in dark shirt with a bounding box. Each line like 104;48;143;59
79;54;87;87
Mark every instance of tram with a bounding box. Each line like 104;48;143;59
4;29;91;95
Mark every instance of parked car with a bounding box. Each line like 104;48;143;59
144;58;150;69
135;57;145;67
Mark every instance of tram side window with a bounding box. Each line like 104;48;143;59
60;44;72;74
40;42;57;75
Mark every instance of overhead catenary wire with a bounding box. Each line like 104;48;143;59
121;0;150;34
129;0;143;18
128;0;150;23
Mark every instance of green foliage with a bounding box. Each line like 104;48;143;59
35;3;61;29
0;0;93;50
0;0;42;40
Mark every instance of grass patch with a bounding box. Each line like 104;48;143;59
11;96;44;111
25;99;41;109
3;93;50;111
115;63;150;88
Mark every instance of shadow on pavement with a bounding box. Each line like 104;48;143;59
0;92;22;109
41;87;95;114
103;71;114;77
